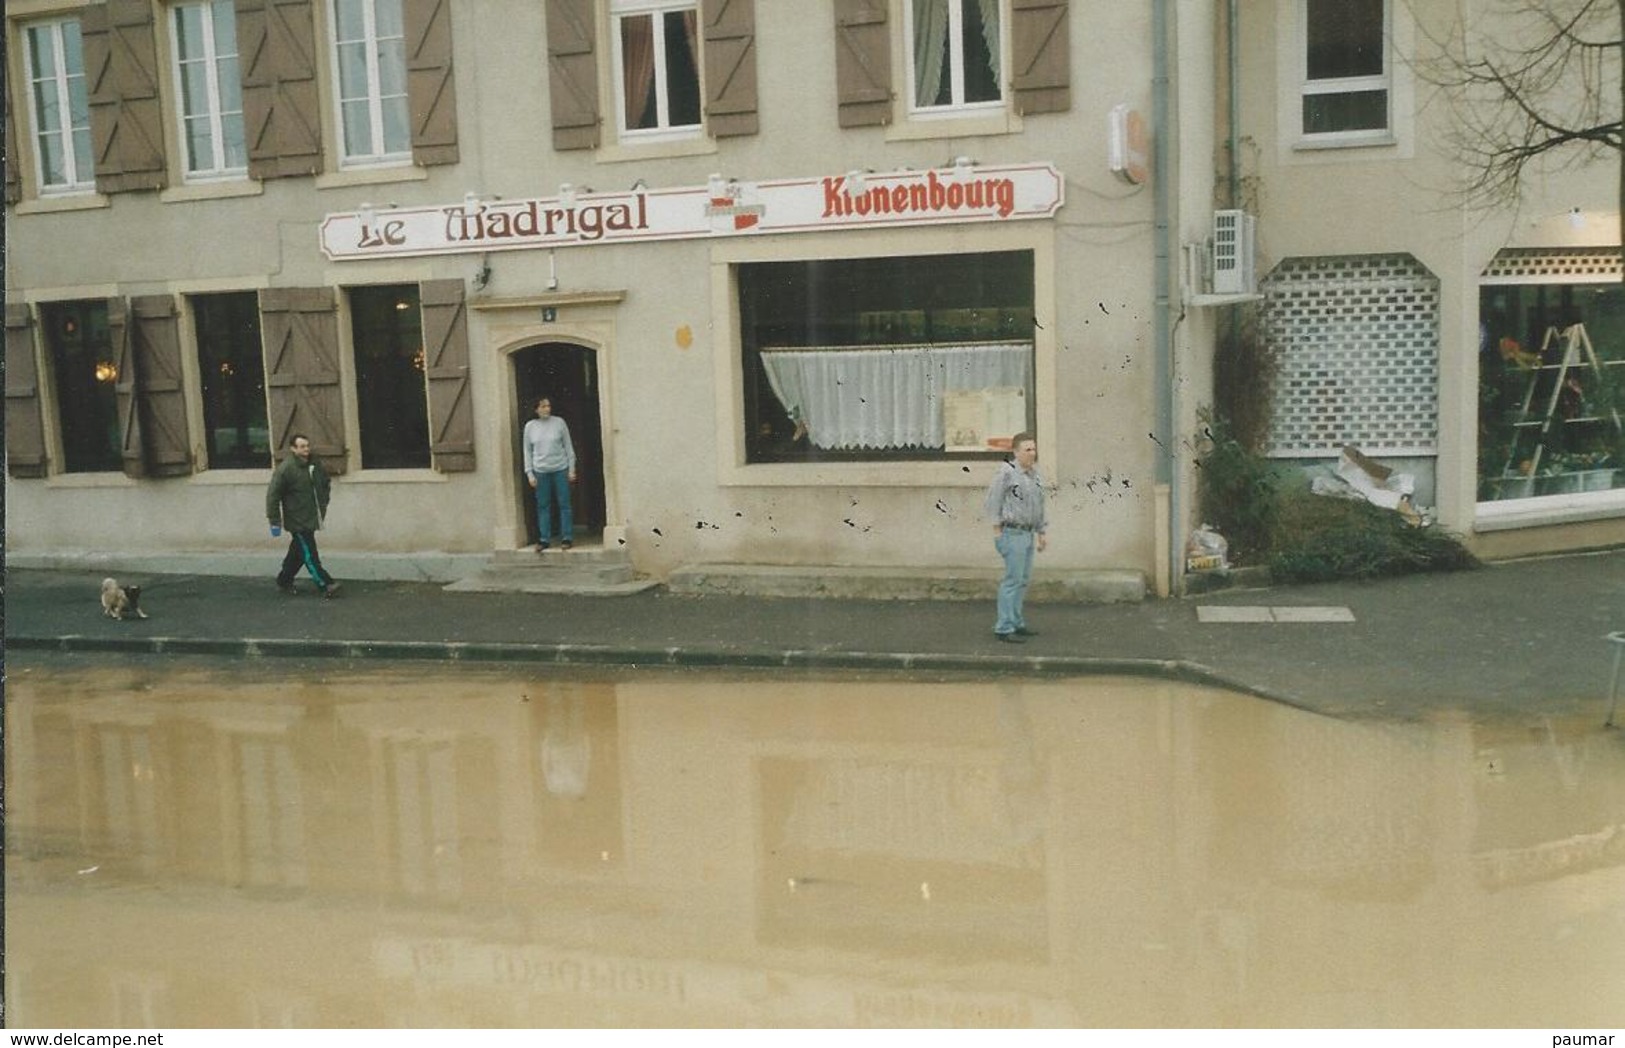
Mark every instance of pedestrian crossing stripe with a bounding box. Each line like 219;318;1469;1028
1197;606;1356;623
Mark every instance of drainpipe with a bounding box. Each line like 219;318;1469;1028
1153;0;1177;595
1228;0;1241;207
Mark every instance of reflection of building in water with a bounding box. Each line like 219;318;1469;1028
5;669;1623;1028
541;686;593;799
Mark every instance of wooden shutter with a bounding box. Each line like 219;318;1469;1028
130;295;194;477
1011;0;1070;115
238;0;325;179
4;76;21;205
834;0;892;128
702;0;758;138
420;280;475;472
260;287;348;474
546;0;600;151
5;304;49;478
107;298;147;478
83;0;169;194
405;0;459;167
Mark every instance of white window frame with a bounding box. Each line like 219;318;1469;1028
1299;0;1390;144
328;0;411;168
904;0;1006;118
610;0;703;144
22;16;94;195
169;0;248;181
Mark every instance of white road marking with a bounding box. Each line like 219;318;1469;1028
1198;606;1356;623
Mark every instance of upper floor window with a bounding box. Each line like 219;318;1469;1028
23;17;94;194
909;0;1003;113
171;0;248;180
331;0;410;166
612;0;702;139
1302;0;1388;139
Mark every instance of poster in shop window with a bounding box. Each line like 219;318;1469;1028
944;387;1027;453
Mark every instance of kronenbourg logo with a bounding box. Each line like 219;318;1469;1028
704;174;765;232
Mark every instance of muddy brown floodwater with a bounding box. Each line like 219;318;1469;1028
4;658;1623;1028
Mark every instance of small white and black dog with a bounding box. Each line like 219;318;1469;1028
100;577;148;620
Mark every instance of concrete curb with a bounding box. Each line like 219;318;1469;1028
5;633;1304;710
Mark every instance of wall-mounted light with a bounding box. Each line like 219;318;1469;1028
707;173;727;199
1570;207;1585;230
846;168;871;194
951;155;977;180
94;361;118;384
559;183;577;208
473;254;492;292
359;202;377;229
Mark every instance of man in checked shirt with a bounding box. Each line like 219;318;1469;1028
982;431;1048;643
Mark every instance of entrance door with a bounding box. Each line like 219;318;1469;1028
514;343;606;543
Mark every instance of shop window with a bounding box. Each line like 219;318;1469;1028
908;0;1003;112
330;0;410;166
42;301;122;474
740;251;1035;463
612;0;702;138
170;0;247;180
22;16;94;194
1301;0;1388;139
1479;253;1625;502
193;292;269;469
349;284;430;469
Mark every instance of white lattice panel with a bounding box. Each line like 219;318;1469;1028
1262;255;1439;457
1481;248;1622;284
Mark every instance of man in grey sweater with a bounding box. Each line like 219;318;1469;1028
523;397;578;551
982;431;1047;642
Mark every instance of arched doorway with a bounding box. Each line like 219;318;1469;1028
513;343;606;545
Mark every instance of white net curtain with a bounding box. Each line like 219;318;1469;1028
912;0;1002;107
760;341;1032;450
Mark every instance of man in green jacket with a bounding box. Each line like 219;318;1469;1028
266;434;341;598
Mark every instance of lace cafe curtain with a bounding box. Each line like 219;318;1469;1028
760;342;1032;450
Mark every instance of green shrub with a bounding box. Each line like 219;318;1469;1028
1194;420;1290;566
1266;489;1479;583
1195;418;1480;581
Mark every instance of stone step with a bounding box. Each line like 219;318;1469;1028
488;544;631;569
441;544;657;595
665;563;1147;603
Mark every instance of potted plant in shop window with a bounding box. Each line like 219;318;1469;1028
1570;447;1617;492
1536;453;1583;495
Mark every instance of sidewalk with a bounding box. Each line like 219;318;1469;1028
6;549;1623;721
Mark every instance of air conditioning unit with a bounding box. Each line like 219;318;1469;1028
1210;209;1256;295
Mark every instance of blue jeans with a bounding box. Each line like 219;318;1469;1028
533;469;573;544
994;528;1035;634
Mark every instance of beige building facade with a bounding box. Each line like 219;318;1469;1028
5;0;1620;594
